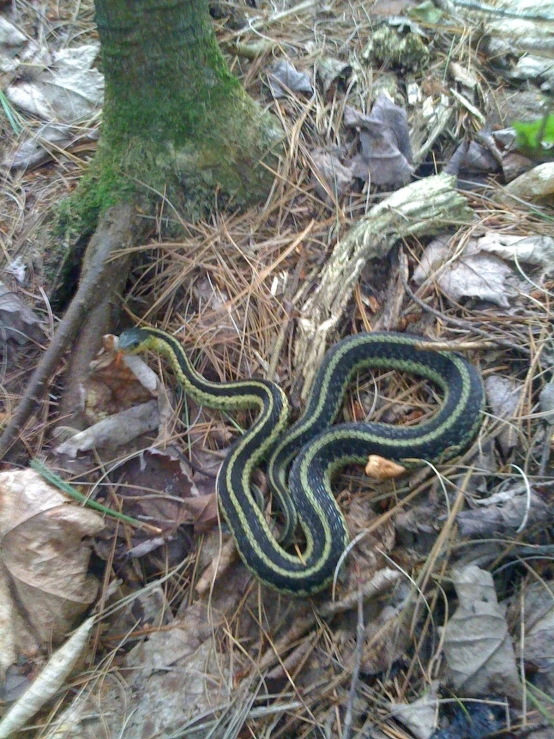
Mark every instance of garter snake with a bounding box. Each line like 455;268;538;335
119;327;484;596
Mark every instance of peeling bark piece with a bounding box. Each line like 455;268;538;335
54;400;160;457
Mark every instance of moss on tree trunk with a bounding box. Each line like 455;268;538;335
67;0;280;231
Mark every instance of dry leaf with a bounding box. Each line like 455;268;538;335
9;123;98;170
0;281;46;344
96;448;217;580
484;375;523;456
316;56;352;95
6;44;103;123
310;148;353;201
267;59;312;97
365;454;406;480
0;16;26;52
413;234;519;308
441;566;522;701
516;582;554;698
0;470;103;647
468;231;554;277
388;682;438;739
345;94;413;187
457;484;549;537
84;346;157;423
445;140;500;179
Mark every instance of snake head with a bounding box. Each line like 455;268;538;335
118;327;150;353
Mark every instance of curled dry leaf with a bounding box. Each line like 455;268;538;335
310;148;353;202
441;565;521;701
345;94;413;187
365;454;406;480
476;232;554;275
413;230;554;309
0;470;103;649
413;235;517;308
316;56;352;95
484;375;523;456
445;140;500;181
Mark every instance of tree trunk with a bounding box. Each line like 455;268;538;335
0;0;281;456
72;0;281;226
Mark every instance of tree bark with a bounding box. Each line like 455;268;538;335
72;0;281;224
293;174;473;400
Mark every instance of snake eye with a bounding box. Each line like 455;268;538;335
119;329;143;352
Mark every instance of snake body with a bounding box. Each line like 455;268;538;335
119;328;484;596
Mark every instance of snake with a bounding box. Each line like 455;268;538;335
118;327;484;596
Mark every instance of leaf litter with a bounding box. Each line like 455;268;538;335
2;0;554;737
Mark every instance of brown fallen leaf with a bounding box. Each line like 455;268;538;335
0;469;103;652
96;448;218;580
441;565;522;702
83;341;156;423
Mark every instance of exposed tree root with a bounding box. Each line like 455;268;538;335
0;203;147;459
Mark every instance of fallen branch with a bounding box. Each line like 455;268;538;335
293;173;472;399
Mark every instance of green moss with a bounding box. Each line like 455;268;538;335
364;25;430;72
57;0;282;236
54;159;130;242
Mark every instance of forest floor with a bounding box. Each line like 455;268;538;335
1;0;554;737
